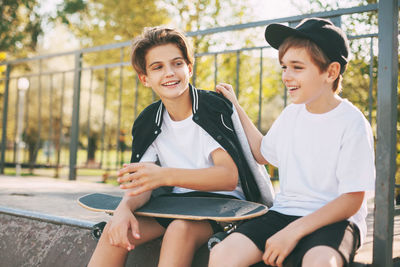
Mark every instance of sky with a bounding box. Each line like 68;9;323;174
249;0;300;20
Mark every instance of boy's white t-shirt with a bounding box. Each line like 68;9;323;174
140;111;245;200
261;99;375;244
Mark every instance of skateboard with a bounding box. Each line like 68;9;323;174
78;193;268;248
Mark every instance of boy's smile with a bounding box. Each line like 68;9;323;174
140;43;193;104
280;47;339;113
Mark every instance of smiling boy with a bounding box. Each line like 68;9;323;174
88;27;273;267
209;18;375;267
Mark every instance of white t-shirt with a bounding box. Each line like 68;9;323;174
140;111;245;200
261;100;375;244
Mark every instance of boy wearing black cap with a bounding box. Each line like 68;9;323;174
209;18;375;267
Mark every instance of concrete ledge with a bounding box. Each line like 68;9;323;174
1;176;399;266
0;207;209;267
0;209;96;267
0;206;94;229
0;203;366;267
0;176;211;266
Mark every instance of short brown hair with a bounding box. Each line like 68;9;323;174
278;36;343;93
131;27;194;75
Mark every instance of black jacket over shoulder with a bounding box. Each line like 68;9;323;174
130;84;261;203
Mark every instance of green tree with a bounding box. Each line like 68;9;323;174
0;0;86;55
64;0;168;47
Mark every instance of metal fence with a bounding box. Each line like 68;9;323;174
0;2;399;266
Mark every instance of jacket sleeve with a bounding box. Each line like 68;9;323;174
230;107;275;207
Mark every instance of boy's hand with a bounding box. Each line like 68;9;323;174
215;83;239;107
108;206;141;251
118;163;165;196
262;226;301;267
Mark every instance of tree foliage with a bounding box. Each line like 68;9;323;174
0;0;86;55
3;0;397;179
0;0;40;53
63;0;168;47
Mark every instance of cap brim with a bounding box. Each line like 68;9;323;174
264;24;304;49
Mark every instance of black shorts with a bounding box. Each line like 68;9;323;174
153;191;238;234
236;210;360;267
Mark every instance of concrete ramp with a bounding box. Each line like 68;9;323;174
0;176;208;267
3;175;398;266
0;207;208;267
0;207;96;267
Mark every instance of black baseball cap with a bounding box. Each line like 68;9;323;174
264;17;349;73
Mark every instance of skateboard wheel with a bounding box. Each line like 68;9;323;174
92;221;107;241
208;231;229;250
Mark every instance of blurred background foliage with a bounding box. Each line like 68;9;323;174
0;0;398;190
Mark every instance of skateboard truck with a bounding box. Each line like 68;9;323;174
91;221;107;241
207;222;238;250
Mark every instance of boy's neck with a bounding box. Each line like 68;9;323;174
162;88;193;121
305;93;342;114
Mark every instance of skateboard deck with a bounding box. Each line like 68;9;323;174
78;193;268;222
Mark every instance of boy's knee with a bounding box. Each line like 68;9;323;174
164;219;193;236
210;233;262;267
302;246;344;267
209;243;229;266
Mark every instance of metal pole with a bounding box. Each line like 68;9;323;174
24;78;30;163
55;73;65;178
86;69;93;165
69;52;82;180
214;54;218;87
0;64;11;174
134;75;139;120
236;51;240;97
368;37;374;123
48;74;54;164
116;48;124;167
31;60;43;172
100;68;108;168
372;0;398;266
15;88;27;176
192;58;197;87
258;48;263;130
13;81;19;163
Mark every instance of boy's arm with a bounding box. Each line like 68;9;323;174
118;188;152;212
263;191;365;266
118;148;239;196
216;83;268;165
106;188;152;251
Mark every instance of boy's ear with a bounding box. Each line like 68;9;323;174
138;74;150;87
188;63;193;77
327;62;341;82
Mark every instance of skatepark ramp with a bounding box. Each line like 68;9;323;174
0;206;210;267
0;176;396;267
0;177;208;267
0;207;96;267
